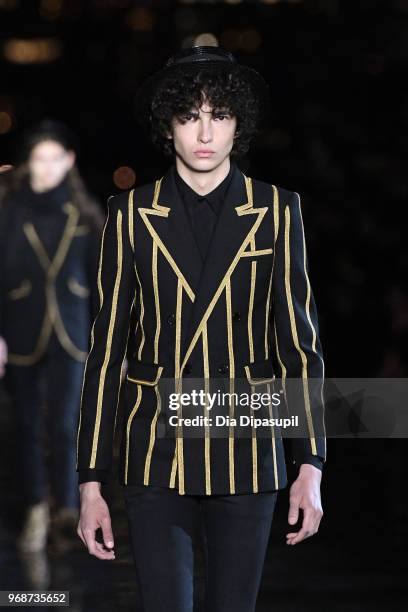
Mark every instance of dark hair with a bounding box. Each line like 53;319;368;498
0;118;104;232
149;65;260;158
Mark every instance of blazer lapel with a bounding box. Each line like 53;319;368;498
180;165;267;367
138;163;269;371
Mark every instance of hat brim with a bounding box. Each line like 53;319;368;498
134;60;271;133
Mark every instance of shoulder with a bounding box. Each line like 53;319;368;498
249;174;299;209
106;179;158;212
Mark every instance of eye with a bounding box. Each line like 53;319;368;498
178;112;196;123
213;113;230;121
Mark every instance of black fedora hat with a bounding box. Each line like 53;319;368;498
135;45;271;131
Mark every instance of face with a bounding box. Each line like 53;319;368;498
28;140;75;191
168;98;237;173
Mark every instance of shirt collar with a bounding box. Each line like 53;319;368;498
174;161;236;216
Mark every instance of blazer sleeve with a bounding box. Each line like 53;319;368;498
270;189;326;471
76;192;137;484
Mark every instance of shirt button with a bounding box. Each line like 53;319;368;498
232;311;241;322
217;363;229;375
167;314;176;326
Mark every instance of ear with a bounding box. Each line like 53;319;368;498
66;150;76;170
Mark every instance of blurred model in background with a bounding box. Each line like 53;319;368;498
0;120;104;552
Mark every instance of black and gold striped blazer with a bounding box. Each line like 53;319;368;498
76;162;326;495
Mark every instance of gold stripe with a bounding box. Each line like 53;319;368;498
139;208;195;302
76;206;111;467
90;209;123;468
225;279;236;494
240;248;273;257
7;279;32;300
180;202;268;375
126;366;164;386
128;189;135;250
144;384;162;485
248;260;256;362
134;261;145;360
125;384;142;484
295;192;327;451
202;322;211;495
251;381;258;493
264;186;279;359
170;280;183;490
266;381;279;488
152;241;161;364
284;205;317;454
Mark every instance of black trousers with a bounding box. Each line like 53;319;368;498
123;484;278;612
5;329;84;508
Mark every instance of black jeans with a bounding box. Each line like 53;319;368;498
123;484;278;612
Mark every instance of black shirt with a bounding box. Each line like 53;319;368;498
174;162;235;262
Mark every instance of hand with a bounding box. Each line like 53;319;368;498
77;482;115;560
286;463;323;545
0;165;13;173
0;336;8;379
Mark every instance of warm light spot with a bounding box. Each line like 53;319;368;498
113;166;136;190
3;38;62;64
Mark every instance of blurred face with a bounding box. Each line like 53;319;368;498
28;140;75;192
168;97;237;173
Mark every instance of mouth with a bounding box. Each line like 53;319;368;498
194;150;215;158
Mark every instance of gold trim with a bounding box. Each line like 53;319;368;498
152;241;161;364
248;260;256;362
90;209;123;468
240;248;273;257
67;276;90;298
225;278;236;494
284;204;317;454
7;279;32;300
143;384;162;485
76;205;111;468
73;225;90;236
128;189;135;250
126;366;164;386
202;322;211;495
266;381;279;489
125;383;143;484
180;199;268;376
138;207;195;303
244;365;275;386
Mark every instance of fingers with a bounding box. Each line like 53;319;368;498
100;515;115;551
82;526;115;560
286;503;323;545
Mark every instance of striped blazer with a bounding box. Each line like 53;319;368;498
76;162;326;495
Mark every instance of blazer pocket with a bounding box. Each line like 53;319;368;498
126;360;165;386
240;248;273;259
244;358;275;385
7;278;32;300
67;276;90;298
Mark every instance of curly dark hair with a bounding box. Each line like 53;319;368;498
149;65;261;158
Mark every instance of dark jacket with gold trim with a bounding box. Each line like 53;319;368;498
76;163;327;495
0;183;101;365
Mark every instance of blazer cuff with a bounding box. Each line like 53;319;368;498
292;454;324;471
77;469;109;485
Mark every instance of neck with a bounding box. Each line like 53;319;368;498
174;156;231;195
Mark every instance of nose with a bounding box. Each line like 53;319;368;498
198;118;212;144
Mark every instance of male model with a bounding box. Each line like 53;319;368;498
76;46;326;612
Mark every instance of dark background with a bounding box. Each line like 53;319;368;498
0;1;407;610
